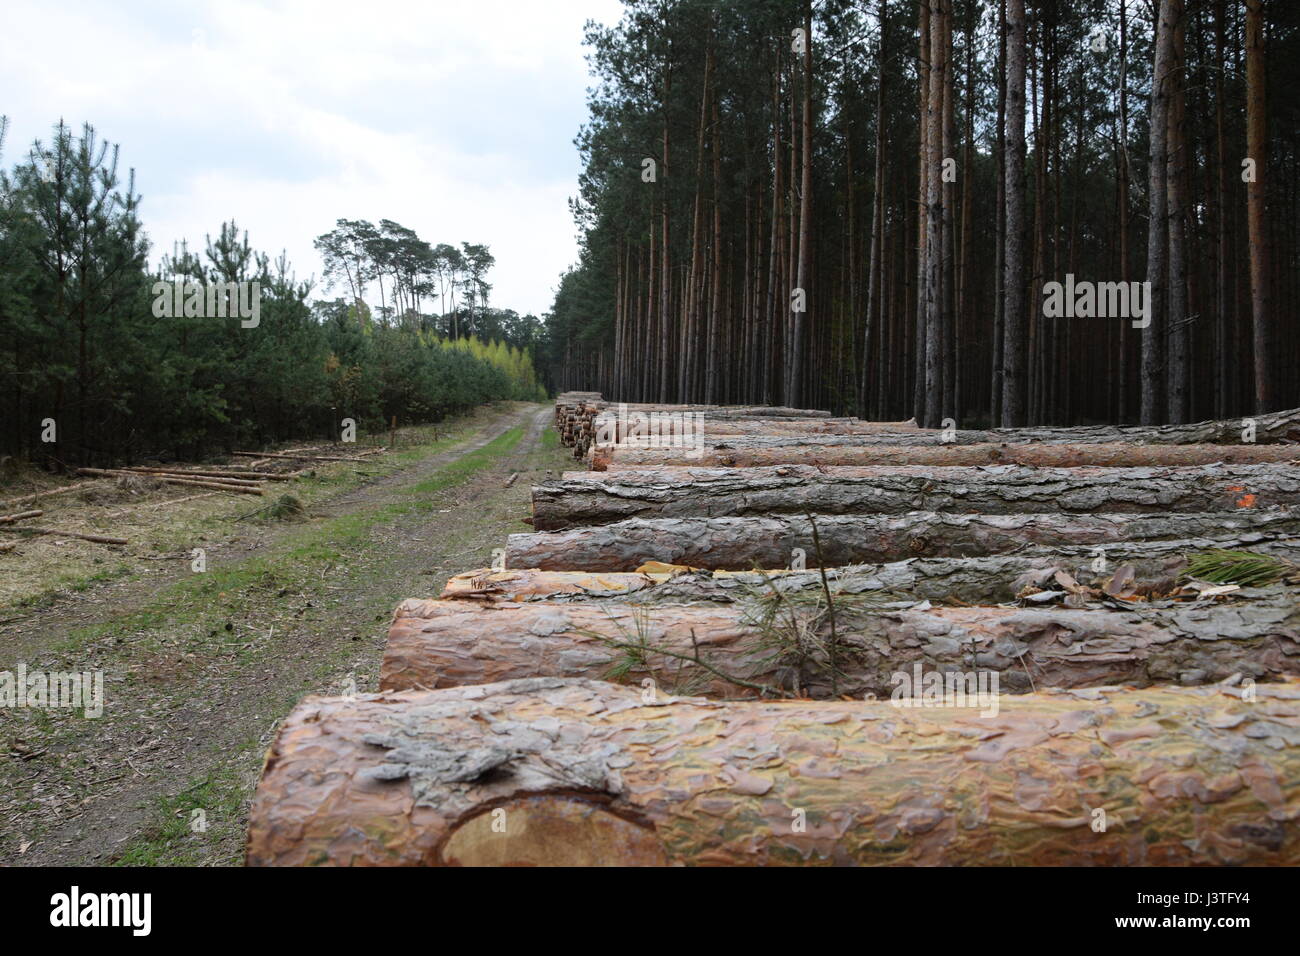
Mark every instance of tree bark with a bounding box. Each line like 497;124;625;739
382;591;1300;698
247;676;1300;866
1142;0;1176;424
1245;0;1272;413
532;463;1300;530
445;544;1300;607
595;441;1300;471
1000;0;1028;426
506;511;1300;572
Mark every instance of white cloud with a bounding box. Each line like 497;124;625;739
0;0;623;315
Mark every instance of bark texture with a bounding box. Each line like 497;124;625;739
533;463;1300;530
595;441;1300;471
247;677;1300;866
447;546;1300;607
382;591;1300;698
506;511;1300;571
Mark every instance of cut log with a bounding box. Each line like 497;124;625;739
532;463;1300;530
0;527;127;545
77;467;264;495
0;509;43;524
594;441;1300;471
231;451;370;463
381;590;1300;698
0;541;16;553
0;480;102;511
443;546;1300;606
118;466;293;481
506;512;1300;571
245;676;1300;866
987;406;1300;445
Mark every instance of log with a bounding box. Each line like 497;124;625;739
0;526;127;545
505;511;1300;571
987;406;1300;445
76;467;264;495
0;509;43;524
118;466;293;481
0;479;102;511
443;545;1300;606
381;590;1300;697
594;440;1300;471
532;463;1300;530
245;676;1300;866
231;451;370;463
0;541;16;553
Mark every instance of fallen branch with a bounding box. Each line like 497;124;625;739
76;467;263;495
232;451;370;463
0;509;43;524
0;526;127;545
0;480;103;512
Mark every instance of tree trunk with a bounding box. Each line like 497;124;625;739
444;543;1300;607
594;440;1300;471
506;510;1300;571
1142;0;1176;424
382;591;1300;698
1245;0;1272;413
247;677;1300;866
531;463;1300;530
1001;0;1028;426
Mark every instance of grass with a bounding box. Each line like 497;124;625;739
83;417;535;866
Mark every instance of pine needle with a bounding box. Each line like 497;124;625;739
1181;549;1298;588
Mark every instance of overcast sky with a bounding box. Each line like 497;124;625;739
0;0;624;316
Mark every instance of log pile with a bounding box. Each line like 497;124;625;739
247;401;1300;866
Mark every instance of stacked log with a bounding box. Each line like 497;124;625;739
506;512;1300;570
246;401;1300;866
381;588;1300;697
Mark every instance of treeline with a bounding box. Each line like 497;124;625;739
546;0;1300;426
0;119;545;467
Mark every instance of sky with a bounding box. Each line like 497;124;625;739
0;0;625;317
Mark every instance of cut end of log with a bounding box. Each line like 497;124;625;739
441;794;668;866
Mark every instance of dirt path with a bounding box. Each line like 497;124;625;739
0;402;565;865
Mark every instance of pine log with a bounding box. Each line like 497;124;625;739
532;464;1300;530
594;440;1300;471
76;467;264;495
231;451;369;463
118;466;294;481
0;480;102;511
443;546;1300;607
506;512;1300;571
382;590;1300;697
0;509;43;524
246;677;1300;866
0;527;127;545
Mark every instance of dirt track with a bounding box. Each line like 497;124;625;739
0;403;562;865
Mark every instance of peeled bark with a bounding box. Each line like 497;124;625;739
246;676;1300;866
382;591;1300;698
506;511;1300;571
446;545;1300;607
595;441;1300;471
532;463;1300;530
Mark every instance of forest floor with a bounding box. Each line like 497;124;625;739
0;401;566;866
